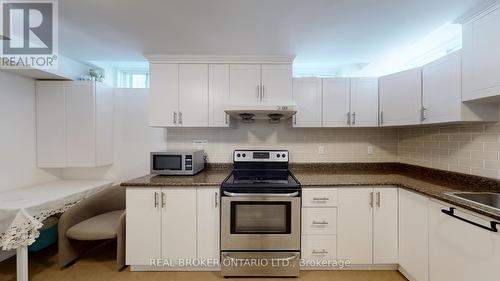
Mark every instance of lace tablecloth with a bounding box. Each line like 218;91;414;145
0;180;113;250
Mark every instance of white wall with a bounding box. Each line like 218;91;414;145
0;71;60;192
61;88;166;183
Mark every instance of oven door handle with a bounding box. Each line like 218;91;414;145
222;253;299;262
223;191;299;197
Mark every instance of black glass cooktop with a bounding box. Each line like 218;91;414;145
221;169;301;192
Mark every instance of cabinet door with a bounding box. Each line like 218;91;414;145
95;82;113;166
373;187;398;264
179;64;209;127
399;189;429;281
126;188;162;265
229;64;261;104
462;6;500;101
261;64;293;104
65;81;96;167
197;187;220;266
379;68;422;126
36;81;66;167
322;78;351;127
429;200;500;281
292;78;322;127
149;63;179;127
337;188;373;264
162;188;197;263
350;78;378;127
422;51;461;124
209;64;230;127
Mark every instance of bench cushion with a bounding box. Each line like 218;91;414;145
66;210;124;241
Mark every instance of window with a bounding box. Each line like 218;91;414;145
118;70;149;88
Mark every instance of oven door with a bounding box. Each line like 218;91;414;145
221;191;301;251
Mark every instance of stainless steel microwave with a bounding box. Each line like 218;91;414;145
150;150;205;175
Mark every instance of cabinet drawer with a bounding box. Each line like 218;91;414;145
302;208;337;235
303;188;338;207
301;235;337;261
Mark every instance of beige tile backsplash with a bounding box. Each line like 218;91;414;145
168;119;500;179
167;120;398;163
398;124;500;179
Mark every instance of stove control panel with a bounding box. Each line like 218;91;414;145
233;150;289;162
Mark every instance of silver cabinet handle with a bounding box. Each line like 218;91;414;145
225;114;229;124
347;112;351;125
173;112;177;124
312;249;328;254
293;115;297;125
261;85;265;100
312;220;328;225
380;111;384;125
312;197;329;201
352;112;356;125
421;107;427;122
369;192;374;207
256;85;260;99
214;191;218;208
161;192;166;208
179;112;183;125
154;192;159;208
376;191;381;207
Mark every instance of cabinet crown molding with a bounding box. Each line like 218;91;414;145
455;0;500;24
145;55;295;64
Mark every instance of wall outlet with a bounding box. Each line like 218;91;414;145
193;140;208;150
318;145;325;155
367;145;374;155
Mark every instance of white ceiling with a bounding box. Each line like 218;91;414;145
59;0;485;68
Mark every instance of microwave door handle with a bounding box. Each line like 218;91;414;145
223;191;299;197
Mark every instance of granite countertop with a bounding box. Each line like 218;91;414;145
121;163;500;221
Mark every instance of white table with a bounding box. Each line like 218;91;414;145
0;180;113;281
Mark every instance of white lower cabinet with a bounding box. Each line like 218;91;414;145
126;187;162;266
301;188;338;270
399;189;429;281
161;188;197;264
337;187;398;265
428;200;500;281
126;187;219;271
197;187;220;269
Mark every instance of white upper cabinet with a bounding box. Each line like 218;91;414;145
462;4;500;102
422;51;497;124
36;81;113;168
261;64;293;104
149;63;179;127
150;63;209;127
229;64;262;104
322;78;351;127
229;64;293;105
399;189;429;281
379;68;422;126
179;64;209;127
292;78;322;127
209;64;230;127
350;78;379;127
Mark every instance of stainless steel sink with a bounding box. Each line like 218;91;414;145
446;192;500;211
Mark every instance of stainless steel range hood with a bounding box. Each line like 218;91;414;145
224;104;297;123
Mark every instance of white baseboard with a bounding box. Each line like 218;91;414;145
398;265;419;281
301;264;398;271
